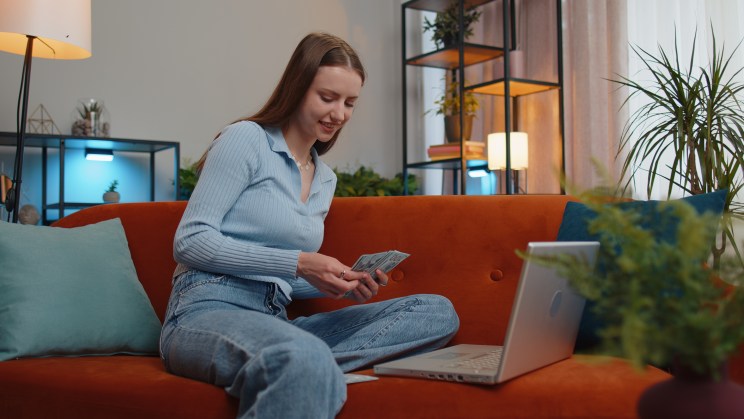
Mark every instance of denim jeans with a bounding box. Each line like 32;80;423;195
160;270;459;419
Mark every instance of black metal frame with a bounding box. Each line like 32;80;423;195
0;131;180;225
401;0;565;196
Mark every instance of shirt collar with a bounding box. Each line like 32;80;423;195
264;125;335;185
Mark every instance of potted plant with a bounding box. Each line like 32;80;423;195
612;31;744;268
103;180;120;203
73;98;109;137
423;1;482;49
525;192;744;417
176;159;199;200
333;166;418;196
429;78;480;143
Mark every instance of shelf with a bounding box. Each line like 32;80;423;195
407;158;488;171
404;0;492;13
402;0;564;195
46;202;102;210
469;78;560;97
0;132;178;152
407;43;504;69
0;131;180;224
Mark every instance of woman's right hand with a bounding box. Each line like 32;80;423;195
296;252;376;300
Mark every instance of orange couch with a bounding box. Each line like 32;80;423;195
0;195;686;418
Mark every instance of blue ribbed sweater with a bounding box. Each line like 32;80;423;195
173;121;337;299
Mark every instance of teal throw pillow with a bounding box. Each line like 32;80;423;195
556;189;728;351
0;218;162;361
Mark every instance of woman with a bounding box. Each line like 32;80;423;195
160;32;459;418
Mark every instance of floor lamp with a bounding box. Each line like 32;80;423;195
0;0;92;223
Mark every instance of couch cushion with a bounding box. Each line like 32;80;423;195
0;355;667;419
339;357;669;418
0;356;237;418
0;218;162;360
556;189;728;350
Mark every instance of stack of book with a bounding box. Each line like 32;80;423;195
427;141;486;160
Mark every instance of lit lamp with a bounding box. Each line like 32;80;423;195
85;148;114;162
487;132;529;193
0;0;92;223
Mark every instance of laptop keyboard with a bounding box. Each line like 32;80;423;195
447;348;503;370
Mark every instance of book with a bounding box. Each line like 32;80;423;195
428;141;485;148
427;141;486;160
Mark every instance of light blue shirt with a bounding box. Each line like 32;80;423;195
173;121;336;299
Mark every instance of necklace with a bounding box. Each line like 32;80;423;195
292;154;313;172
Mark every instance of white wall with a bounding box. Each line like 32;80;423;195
0;0;402;177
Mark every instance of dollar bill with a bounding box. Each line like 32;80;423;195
344;373;379;384
351;250;410;280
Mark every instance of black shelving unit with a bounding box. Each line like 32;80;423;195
0;132;180;224
401;0;564;195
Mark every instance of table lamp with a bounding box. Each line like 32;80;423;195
488;132;529;193
0;0;92;223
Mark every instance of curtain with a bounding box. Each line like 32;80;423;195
562;0;629;193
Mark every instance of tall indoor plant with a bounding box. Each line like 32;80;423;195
612;31;744;267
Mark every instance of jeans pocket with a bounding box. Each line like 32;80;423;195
265;283;289;319
168;272;225;321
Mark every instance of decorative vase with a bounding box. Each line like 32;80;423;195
103;191;120;204
444;114;474;143
72;98;110;137
637;362;744;419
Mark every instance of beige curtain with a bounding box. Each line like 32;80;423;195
562;0;629;192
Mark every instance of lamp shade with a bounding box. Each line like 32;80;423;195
487;132;529;170
0;0;92;59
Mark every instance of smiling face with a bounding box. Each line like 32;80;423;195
287;65;363;145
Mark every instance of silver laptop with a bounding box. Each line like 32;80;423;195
373;241;599;385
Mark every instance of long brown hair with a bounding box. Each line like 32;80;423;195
196;32;366;172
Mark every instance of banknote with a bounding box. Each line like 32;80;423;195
344;373;379;384
351;250;410;280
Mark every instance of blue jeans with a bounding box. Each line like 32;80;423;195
160;271;459;419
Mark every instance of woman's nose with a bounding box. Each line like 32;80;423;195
331;105;345;122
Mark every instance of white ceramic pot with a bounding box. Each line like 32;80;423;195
103;191;120;203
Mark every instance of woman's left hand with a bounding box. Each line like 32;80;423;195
345;269;388;303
